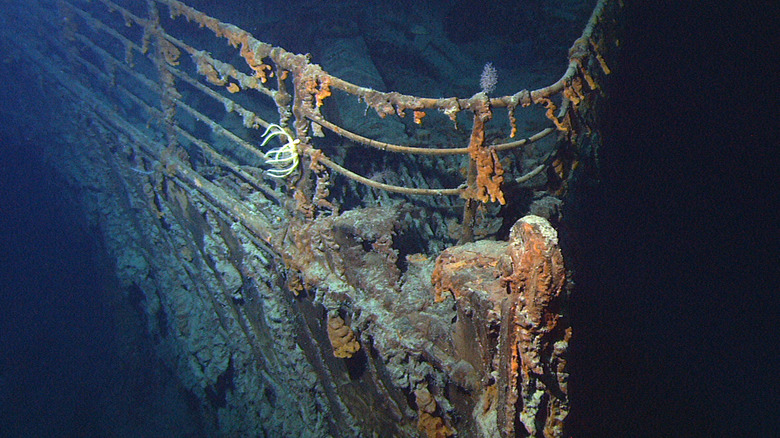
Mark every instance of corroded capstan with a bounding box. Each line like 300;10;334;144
433;215;570;437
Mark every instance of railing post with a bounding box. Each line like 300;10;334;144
146;0;180;153
460;94;505;243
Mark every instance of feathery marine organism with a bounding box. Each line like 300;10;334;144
260;124;300;178
480;62;498;95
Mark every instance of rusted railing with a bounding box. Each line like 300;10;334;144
52;0;613;241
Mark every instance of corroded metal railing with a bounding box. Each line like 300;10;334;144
55;0;614;239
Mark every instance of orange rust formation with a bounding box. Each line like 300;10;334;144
159;38;180;66
413;110;427;125
327;314;361;358
466;104;506;205
432;215;570;437
415;386;455;438
500;216;569;438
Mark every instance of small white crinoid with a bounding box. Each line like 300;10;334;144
260;123;300;178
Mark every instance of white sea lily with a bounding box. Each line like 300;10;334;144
260;124;300;178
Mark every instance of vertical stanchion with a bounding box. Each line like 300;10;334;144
147;0;181;155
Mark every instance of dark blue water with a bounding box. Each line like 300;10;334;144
0;132;117;435
566;3;775;436
0;37;200;438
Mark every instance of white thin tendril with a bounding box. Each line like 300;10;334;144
260;124;300;178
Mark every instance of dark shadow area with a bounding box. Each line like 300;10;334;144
0;127;204;438
0;130;113;436
566;3;775;436
0;43;204;438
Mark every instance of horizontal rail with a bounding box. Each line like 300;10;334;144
151;0;601;123
310;149;465;197
66;40;282;201
60;0;612;208
67;15;273;166
306;112;555;155
164;63;271;131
